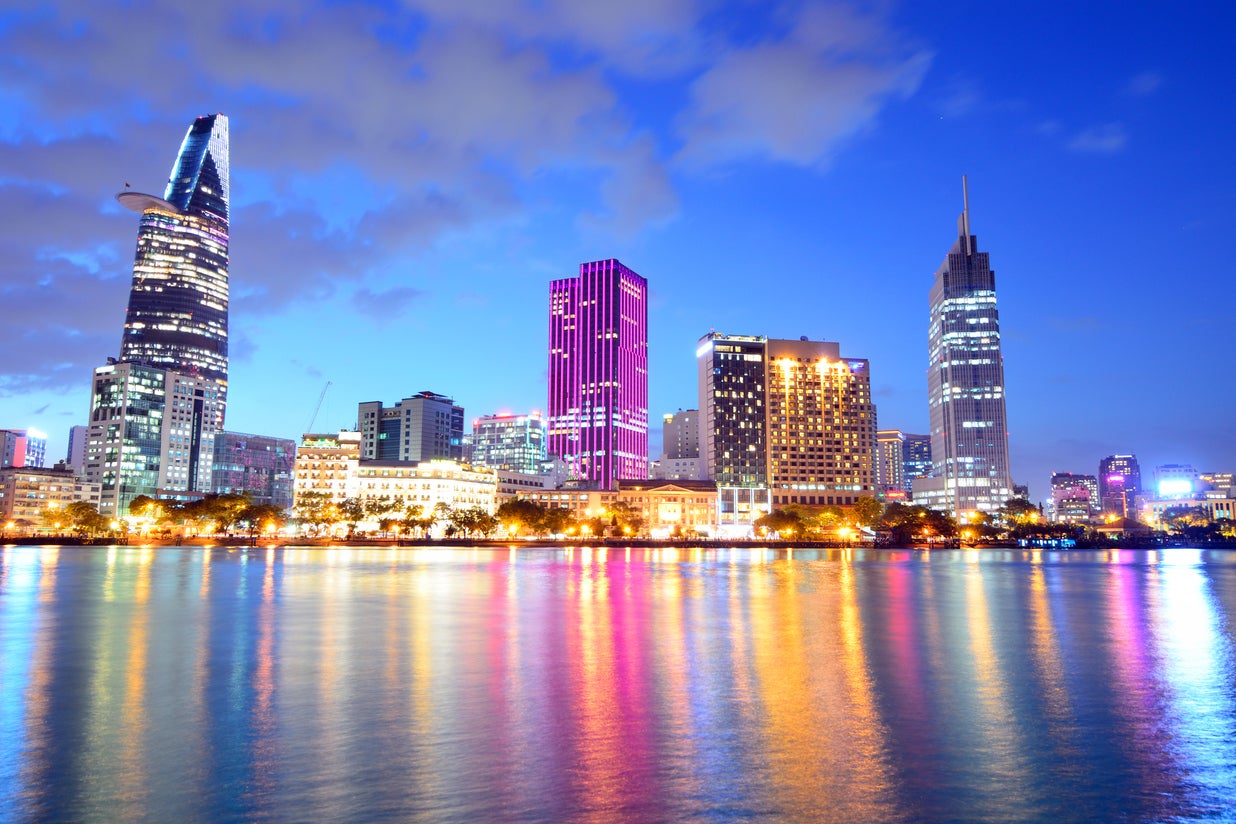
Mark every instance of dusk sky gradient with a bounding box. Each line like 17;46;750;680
2;1;1232;502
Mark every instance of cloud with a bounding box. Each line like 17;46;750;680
1068;123;1128;154
0;1;930;395
1125;71;1163;96
351;285;429;321
675;5;930;169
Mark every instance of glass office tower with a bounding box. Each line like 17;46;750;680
548;259;648;489
86;114;230;514
118;113;230;399
915;177;1013;516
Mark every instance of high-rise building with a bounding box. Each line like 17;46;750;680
66;425;89;473
876;430;907;493
765;337;875;507
84;362;225;515
697;333;768;489
469;412;547;474
358;391;464;463
1099;454;1141;516
1049;472;1099;522
697;333;876;510
653;409;704;481
84;114;231;515
903;433;932;491
1153;464;1199;500
914;177;1014;516
1;429;47;468
117;114;230;399
212;432;296;510
548;259;648;489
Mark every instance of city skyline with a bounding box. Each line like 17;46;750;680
1;3;1233;503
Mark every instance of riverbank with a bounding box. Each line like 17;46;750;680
4;535;1225;549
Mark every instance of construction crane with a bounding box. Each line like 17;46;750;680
305;381;332;433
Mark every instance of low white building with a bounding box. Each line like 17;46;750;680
1;464;102;532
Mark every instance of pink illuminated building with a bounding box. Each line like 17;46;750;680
548;259;648;489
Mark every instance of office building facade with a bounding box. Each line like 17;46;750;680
84;114;231;515
116;113;230;402
548;259;648;489
1;429;47;468
1099;454;1141;517
697;332;875;513
914;178;1014;516
654;409;704;481
358;391;464;464
469;412;547;474
765;338;875;507
66;425;89;473
1049;472;1099;522
212;431;296;510
84;362;225;515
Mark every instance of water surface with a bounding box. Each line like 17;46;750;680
2;546;1234;822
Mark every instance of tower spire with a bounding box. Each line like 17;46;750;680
960;174;972;254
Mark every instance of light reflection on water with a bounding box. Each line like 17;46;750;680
1;546;1235;822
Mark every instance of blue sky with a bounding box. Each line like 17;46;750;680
1;1;1232;502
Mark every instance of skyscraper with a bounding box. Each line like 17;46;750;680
548;259;648;489
697;333;876;510
85;114;230;515
358;391;464;463
913;177;1014;516
1049;472;1099;522
765;337;875;507
1099;454;1141;516
117;113;230;397
653;409;704;481
469;412;547;474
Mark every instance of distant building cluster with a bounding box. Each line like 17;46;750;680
6;119;1229;540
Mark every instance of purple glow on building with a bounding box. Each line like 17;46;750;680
548;259;648;489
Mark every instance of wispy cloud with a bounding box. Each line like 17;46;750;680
675;4;931;169
1068;123;1128;154
1125;71;1163;96
351;286;429;322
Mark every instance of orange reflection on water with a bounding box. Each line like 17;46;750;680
568;546;631;821
1027;563;1080;763
960;554;1030;812
246;550;278;808
117;547;153;818
746;554;898;820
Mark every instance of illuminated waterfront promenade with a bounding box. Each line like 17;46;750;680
2;545;1234;821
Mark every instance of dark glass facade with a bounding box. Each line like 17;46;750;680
212;432;296;510
697;333;767;488
119;115;230;397
1099;454;1141;516
921;178;1013;514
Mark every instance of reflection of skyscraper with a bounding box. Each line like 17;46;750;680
86;114;230;515
118;114;230;396
548;259;648;489
1099;454;1141;516
914;177;1013;516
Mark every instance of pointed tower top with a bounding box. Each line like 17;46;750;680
958;174;972;254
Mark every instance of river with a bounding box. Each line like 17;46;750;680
1;545;1234;822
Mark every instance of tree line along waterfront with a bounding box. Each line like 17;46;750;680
6;493;1233;549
